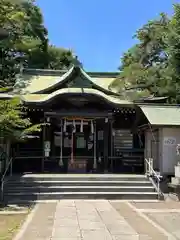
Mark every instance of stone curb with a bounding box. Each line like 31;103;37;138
137;209;180;213
13;204;39;240
0;211;28;215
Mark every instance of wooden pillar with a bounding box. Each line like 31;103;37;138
59;118;63;167
42;121;45;173
110;118;113;172
42;116;51;172
93;120;97;169
104;117;109;172
51;122;55;159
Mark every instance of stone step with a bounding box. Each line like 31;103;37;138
4;174;159;202
10;174;147;182
5;185;155;193
9;176;148;182
6;180;152;187
6;199;160;204
4;191;158;200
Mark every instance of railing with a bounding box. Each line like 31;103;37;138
109;149;144;173
0;155;13;203
145;158;163;199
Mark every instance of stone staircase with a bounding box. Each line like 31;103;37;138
4;174;159;204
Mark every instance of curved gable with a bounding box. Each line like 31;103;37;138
21;88;133;107
22;65;119;96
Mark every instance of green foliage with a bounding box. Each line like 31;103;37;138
0;97;42;141
111;8;180;103
0;0;47;87
27;44;74;70
167;4;180;102
0;0;75;89
47;45;74;70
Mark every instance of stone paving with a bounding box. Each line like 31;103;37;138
130;201;180;210
52;200;138;240
146;212;180;240
14;200;180;240
130;201;180;240
15;202;57;240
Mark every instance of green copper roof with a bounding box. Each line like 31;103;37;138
21;88;133;106
22;65;118;95
23;66;74;93
139;105;180;126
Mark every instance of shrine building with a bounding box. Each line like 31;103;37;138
1;64;180;176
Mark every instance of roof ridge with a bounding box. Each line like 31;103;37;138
23;68;119;78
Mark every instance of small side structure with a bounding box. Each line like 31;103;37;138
0;64;179;176
138;104;180;176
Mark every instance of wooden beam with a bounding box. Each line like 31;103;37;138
44;111;112;118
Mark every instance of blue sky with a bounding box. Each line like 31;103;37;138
37;0;177;72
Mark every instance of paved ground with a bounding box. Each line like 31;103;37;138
13;200;180;240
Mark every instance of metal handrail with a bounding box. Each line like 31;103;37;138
0;156;13;202
145;158;162;199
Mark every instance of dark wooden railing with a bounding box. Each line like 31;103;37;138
13;148;144;174
110;149;144;173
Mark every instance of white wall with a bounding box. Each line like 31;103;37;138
144;129;160;171
161;128;180;174
145;127;180;175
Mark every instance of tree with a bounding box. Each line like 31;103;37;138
167;4;180;102
0;97;42;142
0;0;75;90
110;13;171;101
46;45;74;70
0;0;48;88
111;5;180;103
27;44;74;70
